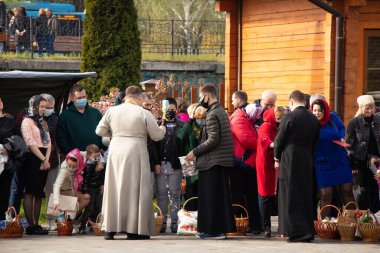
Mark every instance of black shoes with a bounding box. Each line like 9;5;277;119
104;231;116;240
287;234;314;243
126;233;150;240
170;223;178;234
160;223;167;233
26;225;49;235
263;227;271;238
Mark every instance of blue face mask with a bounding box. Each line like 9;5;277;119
44;109;54;117
76;98;87;108
196;120;205;126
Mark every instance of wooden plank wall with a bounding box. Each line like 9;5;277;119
241;0;331;106
343;0;380;123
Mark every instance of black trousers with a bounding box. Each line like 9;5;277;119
261;196;275;229
229;167;262;231
184;180;198;211
0;170;13;220
198;166;236;234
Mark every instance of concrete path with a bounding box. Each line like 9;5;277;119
1;218;379;253
0;232;379;253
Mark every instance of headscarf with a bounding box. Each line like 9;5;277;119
27;95;50;145
245;104;264;123
311;99;331;126
65;148;85;191
355;95;375;117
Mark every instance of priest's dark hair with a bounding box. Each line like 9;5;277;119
289;90;306;103
125;86;142;98
200;84;217;99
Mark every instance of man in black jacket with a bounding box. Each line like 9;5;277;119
185;85;235;240
274;90;320;243
156;97;184;233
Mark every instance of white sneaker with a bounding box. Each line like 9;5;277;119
48;219;57;231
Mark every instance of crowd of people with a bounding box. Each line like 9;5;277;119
0;83;379;242
7;6;56;55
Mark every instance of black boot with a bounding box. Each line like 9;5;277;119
104;231;116;240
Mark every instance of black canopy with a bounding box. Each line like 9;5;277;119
0;71;97;116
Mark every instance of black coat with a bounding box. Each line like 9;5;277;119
147;136;160;172
274;106;320;237
193;103;234;171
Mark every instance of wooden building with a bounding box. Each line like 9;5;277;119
216;0;380;123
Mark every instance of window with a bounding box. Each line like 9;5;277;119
364;30;380;105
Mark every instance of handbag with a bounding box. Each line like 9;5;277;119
47;174;79;219
47;194;78;219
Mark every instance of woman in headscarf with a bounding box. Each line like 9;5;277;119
346;95;380;212
177;104;207;210
256;106;287;237
21;95;51;235
311;99;354;217
52;148;90;215
229;103;263;234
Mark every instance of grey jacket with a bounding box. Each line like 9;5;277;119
193;102;234;171
346;113;380;161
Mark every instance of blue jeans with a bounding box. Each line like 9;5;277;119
9;169;25;217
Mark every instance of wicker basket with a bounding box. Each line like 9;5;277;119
314;204;340;240
0;207;24;238
56;211;73;236
358;210;380;243
91;213;103;236
178;197;198;234
226;204;249;237
154;202;164;235
338;202;358;241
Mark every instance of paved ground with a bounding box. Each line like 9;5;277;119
1;217;379;253
1;232;379;253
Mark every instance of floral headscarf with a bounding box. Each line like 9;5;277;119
65;148;85;191
245;104;264;127
27;95;50;145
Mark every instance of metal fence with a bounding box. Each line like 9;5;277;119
138;19;225;56
1;16;225;56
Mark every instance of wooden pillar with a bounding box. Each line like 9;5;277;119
215;0;239;113
191;86;197;104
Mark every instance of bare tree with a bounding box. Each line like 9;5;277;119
136;0;223;54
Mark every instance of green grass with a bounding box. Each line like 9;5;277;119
0;52;224;62
142;53;224;62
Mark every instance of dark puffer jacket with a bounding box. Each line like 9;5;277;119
346;113;380;161
193;102;234;171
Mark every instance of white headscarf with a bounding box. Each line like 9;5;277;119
245;104;264;125
355;95;375;117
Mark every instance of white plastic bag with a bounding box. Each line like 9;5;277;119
177;209;198;235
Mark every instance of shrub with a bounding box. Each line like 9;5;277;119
80;0;141;100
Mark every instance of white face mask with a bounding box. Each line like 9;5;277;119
44;109;54;117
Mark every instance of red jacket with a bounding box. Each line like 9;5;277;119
229;108;257;169
256;108;278;197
